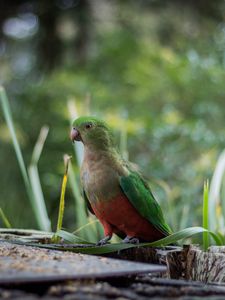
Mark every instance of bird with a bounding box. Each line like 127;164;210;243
70;116;172;245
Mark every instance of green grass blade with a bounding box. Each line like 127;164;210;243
0;86;41;226
142;226;222;247
56;155;71;233
31;126;49;164
203;180;209;250
179;204;190;231
17;227;222;254
28;165;51;231
38;226;223;255
0;87;31;200
74;218;102;243
0;87;30;193
42;242;137;254
73;219;99;234
28;126;51;231
24;226;221;255
209;149;225;232
55;230;92;244
0;207;12;228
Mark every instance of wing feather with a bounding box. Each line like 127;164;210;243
119;170;172;236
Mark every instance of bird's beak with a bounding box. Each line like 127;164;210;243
70;128;81;142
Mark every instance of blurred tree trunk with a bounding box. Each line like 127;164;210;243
38;0;62;71
74;0;92;66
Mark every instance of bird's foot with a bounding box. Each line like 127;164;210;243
96;235;111;246
123;236;140;244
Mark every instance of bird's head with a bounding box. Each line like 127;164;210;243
70;116;114;149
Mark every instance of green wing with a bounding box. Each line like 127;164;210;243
119;170;172;236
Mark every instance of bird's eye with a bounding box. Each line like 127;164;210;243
85;123;93;129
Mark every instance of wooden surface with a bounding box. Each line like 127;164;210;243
0;241;166;285
2;231;225;299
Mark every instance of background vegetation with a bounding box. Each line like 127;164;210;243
1;0;225;239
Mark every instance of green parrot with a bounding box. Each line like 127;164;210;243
70;116;172;245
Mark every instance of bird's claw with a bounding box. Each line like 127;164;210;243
123;236;140;244
96;235;111;246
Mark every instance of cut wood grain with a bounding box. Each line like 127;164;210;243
185;245;225;283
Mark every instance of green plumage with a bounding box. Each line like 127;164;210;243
120;170;172;235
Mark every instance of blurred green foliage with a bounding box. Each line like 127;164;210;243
0;0;225;233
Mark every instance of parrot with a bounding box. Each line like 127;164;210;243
70;116;172;245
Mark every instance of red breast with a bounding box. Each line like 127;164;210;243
91;193;164;242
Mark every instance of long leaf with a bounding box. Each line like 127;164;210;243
209;149;225;232
28;126;51;231
72;218;103;243
0;87;30;195
55;230;92;244
31;126;49;164
0;207;12;228
203;180;209;250
0;86;40;227
73;219;99;235
56;155;71;233
35;226;223;255
143;226;222;247
28;166;51;231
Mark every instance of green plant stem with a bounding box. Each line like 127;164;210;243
28;165;51;231
0;87;31;200
0;208;12;228
31;126;49;164
0;86;37;220
56;155;71;233
203;180;209;251
73;219;99;234
209;149;225;232
29;125;51;231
